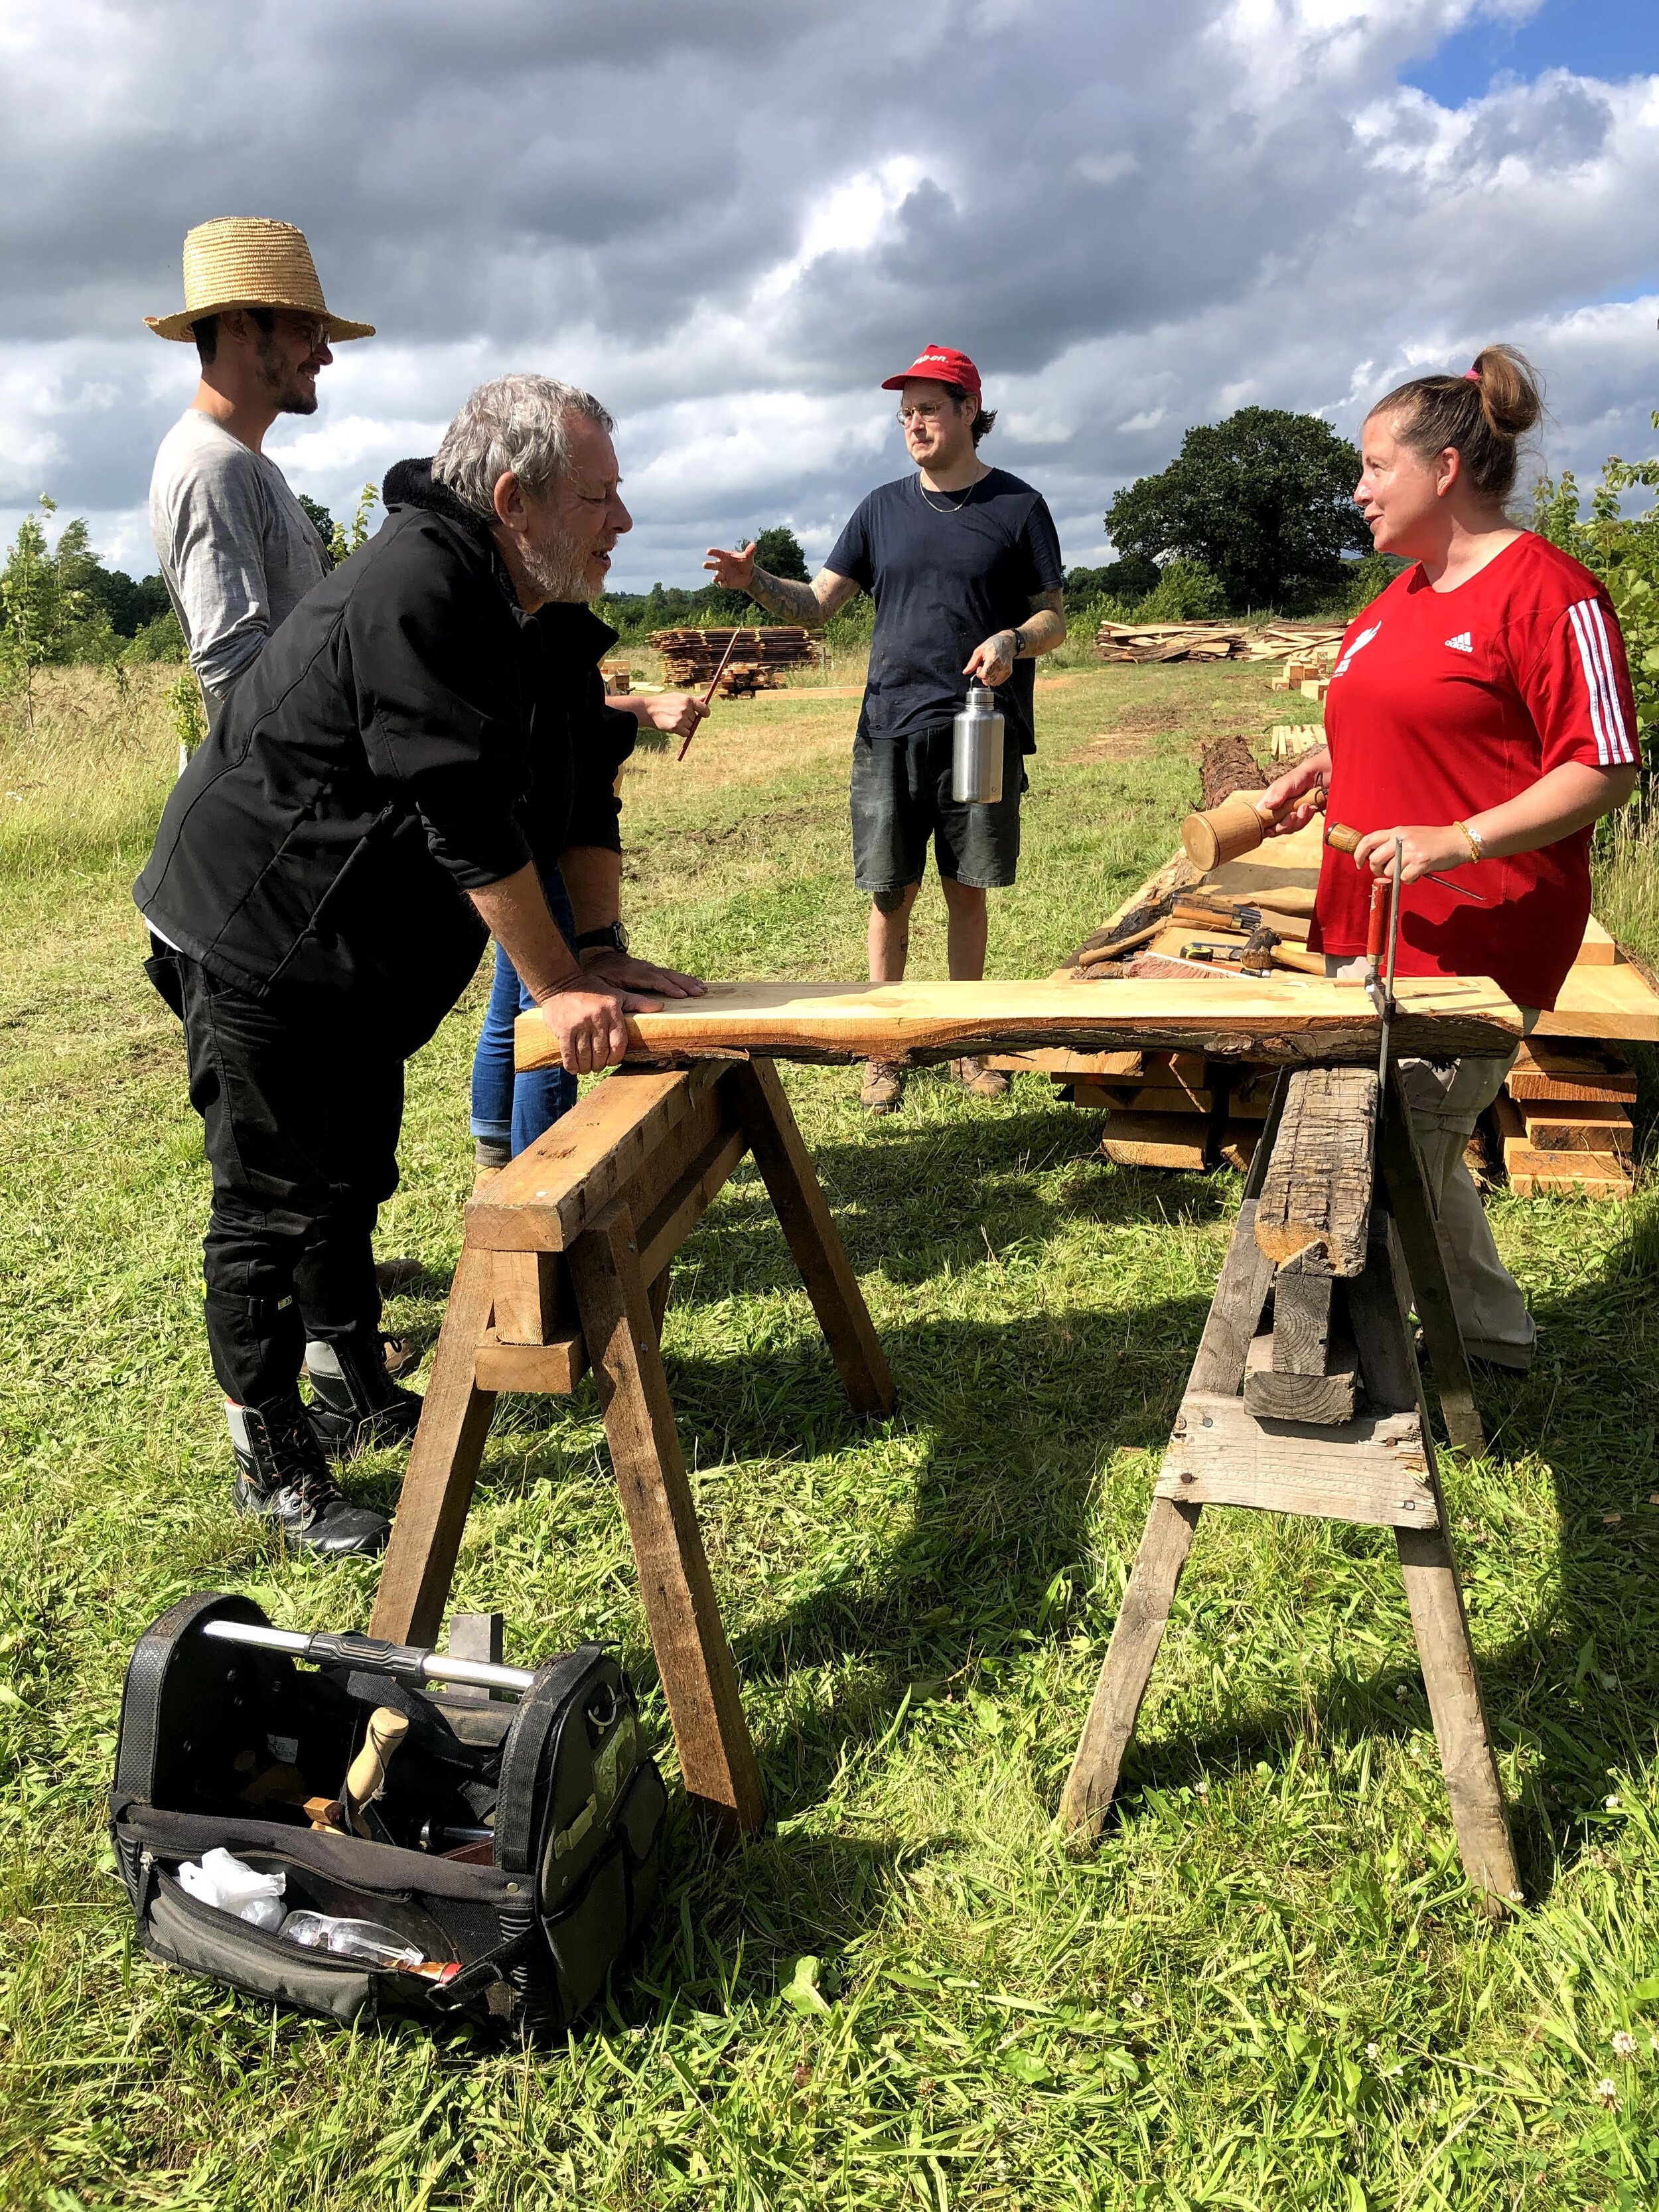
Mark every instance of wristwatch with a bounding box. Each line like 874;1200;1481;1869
575;922;630;955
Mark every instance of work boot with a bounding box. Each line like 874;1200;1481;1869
951;1057;1010;1100
303;1327;425;1457
860;1060;906;1114
303;1332;421;1384
226;1396;390;1558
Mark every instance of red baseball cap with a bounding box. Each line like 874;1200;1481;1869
881;343;981;399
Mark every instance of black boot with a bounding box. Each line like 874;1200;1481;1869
226;1396;391;1558
303;1327;425;1457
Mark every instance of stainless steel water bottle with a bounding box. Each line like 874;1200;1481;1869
951;681;1005;804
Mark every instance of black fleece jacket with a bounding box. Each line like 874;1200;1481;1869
135;460;634;1051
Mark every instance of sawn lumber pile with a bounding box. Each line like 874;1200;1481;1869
1093;619;1348;668
997;739;1650;1195
650;627;817;689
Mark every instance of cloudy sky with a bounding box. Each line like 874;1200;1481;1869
1;0;1655;591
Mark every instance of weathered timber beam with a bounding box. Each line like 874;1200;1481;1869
1253;1066;1378;1274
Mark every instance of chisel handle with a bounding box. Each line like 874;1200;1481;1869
1325;821;1362;854
343;1707;409;1832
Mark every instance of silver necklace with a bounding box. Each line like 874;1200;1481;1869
917;475;978;514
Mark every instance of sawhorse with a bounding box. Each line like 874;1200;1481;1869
370;1056;895;1838
1060;1063;1523;1914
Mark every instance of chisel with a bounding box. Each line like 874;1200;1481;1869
1325;821;1486;901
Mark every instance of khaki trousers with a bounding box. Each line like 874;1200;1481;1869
1322;956;1536;1369
1396;1051;1534;1369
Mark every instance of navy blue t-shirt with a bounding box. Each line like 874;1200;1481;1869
826;469;1064;755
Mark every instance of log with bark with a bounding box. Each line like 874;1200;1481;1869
515;976;1524;1074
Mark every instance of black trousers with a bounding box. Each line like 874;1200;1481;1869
147;947;401;1407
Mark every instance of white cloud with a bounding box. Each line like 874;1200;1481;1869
0;0;1655;588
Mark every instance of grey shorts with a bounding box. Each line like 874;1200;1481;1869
850;726;1027;894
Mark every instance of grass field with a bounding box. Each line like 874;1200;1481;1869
1;659;1657;2211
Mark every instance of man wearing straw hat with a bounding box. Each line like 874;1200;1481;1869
145;216;373;707
147;218;425;1403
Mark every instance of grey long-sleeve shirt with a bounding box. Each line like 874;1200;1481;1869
148;409;330;705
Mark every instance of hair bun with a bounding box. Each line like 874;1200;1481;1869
1468;345;1542;441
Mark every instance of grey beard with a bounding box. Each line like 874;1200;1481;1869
522;531;597;603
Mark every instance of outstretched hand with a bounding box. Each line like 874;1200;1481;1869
703;540;757;590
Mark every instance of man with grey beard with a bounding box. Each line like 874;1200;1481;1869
134;374;700;1558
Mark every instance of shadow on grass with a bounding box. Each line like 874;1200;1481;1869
374;1097;1659;1916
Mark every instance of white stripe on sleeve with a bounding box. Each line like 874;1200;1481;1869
1566;601;1610;765
1584;598;1636;765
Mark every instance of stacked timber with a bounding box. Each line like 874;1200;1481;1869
719;663;785;699
650;627;817;687
1065;1051;1275;1171
1487;1041;1637;1199
1096;621;1248;663
1246;623;1346;666
1269;722;1325;761
599;660;631;694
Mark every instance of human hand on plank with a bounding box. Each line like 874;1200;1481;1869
578;946;707;1002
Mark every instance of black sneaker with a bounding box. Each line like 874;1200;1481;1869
303;1327;425;1457
226;1396;390;1558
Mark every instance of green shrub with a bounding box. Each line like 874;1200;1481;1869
1129;558;1228;623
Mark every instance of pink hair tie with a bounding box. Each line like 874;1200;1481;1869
1463;365;1481;380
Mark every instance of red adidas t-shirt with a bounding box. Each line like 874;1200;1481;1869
1309;533;1637;1009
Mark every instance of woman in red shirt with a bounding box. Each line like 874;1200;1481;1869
1262;346;1639;1370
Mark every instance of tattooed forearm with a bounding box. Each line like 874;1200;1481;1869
1013;588;1066;660
745;565;859;629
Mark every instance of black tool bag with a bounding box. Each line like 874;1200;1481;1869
109;1592;666;2035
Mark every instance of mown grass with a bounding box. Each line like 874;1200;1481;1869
1;662;1657;2209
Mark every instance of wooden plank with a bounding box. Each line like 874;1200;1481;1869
636;1124;750;1285
1396;1523;1522;1913
987;1049;1146;1076
514;976;1525;1073
1506;1041;1636;1101
490;1251;563;1345
1538;959;1659;1043
370;1246;500;1646
567;1200;764;1838
1059;1497;1203;1839
1380;1071;1484;1454
1190;1195;1276;1396
1242;1324;1360;1426
1512;1100;1633;1155
1253;1067;1377;1274
1346;1217;1422;1416
467;1065;725;1253
1156;1392;1437;1528
1506;1152;1633;1199
1101;1118;1259;1171
724;1059;896;1417
1575;916;1621;967
474;1333;586;1392
1267;1260;1331;1372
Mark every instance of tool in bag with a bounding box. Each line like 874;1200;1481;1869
109;1592;667;2034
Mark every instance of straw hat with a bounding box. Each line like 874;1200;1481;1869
145;217;374;343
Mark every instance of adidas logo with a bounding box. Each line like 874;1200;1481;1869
1445;632;1473;653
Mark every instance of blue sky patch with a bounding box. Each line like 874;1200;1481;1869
1404;0;1656;108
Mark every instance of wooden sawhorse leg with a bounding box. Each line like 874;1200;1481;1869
1060;1066;1520;1914
371;1058;893;1839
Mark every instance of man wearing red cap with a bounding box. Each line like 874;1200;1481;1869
706;344;1064;1110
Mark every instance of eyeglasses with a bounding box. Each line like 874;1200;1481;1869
277;314;330;351
896;401;957;425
